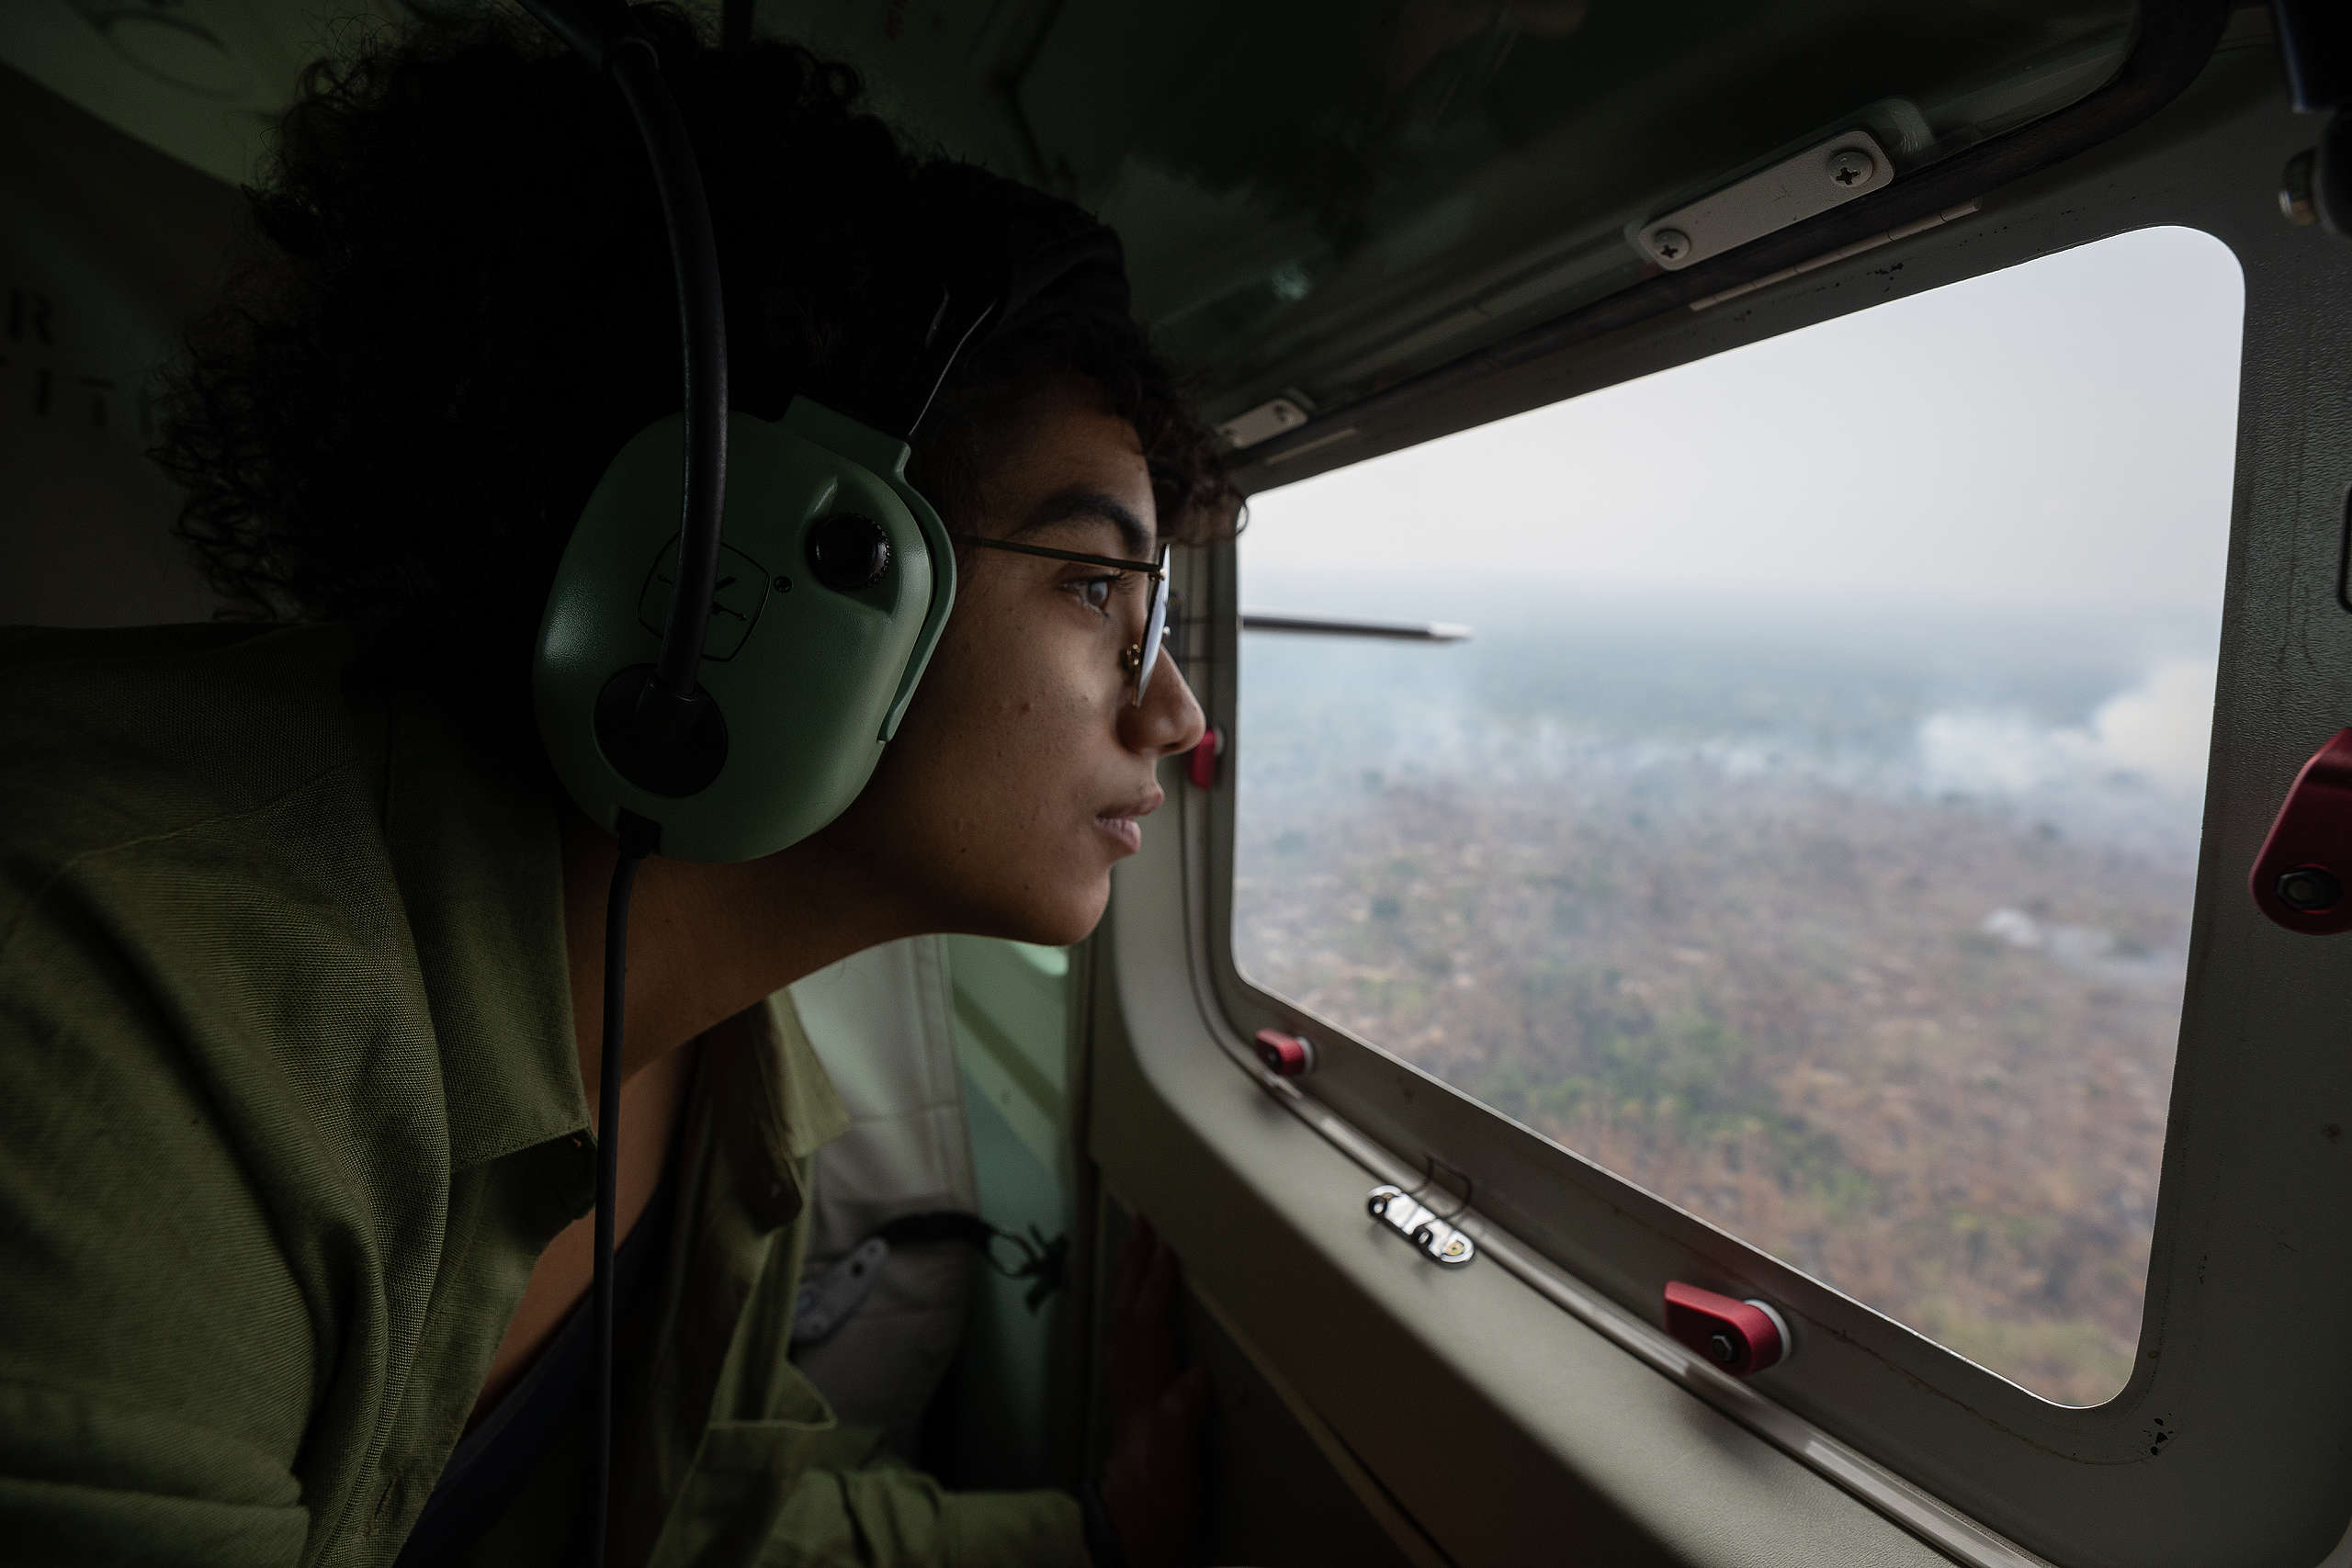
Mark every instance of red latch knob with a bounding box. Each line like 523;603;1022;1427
1663;1282;1791;1376
2252;728;2352;934
1187;727;1224;790
1253;1027;1317;1077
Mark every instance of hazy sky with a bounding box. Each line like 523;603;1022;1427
1239;226;2245;622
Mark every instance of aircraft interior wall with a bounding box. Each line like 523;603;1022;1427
13;5;2352;1565
1;61;230;630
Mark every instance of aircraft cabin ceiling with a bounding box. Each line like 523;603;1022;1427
5;0;2177;455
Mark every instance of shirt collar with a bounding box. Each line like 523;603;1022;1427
377;697;851;1185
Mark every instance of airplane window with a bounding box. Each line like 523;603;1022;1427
1232;225;2243;1408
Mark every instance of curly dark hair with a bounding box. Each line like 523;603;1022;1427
154;4;1238;750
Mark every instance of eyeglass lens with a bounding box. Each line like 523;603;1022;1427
1134;555;1170;705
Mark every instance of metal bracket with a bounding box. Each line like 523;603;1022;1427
1631;130;1894;272
1217;395;1312;450
1366;1156;1476;1268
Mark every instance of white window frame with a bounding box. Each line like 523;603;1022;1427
1102;34;2352;1568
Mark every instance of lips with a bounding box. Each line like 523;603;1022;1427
1094;788;1164;853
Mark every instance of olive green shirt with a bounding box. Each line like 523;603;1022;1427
0;624;1084;1566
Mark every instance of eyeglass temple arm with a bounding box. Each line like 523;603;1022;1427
948;534;1165;575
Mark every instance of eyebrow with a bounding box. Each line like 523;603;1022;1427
1011;489;1156;559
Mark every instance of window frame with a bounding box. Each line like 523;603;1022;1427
1159;33;2352;1568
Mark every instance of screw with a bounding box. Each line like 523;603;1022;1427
1708;1331;1738;1365
2282;150;2319;227
2278;866;2343;913
1645;227;1691;264
1827;147;1876;188
772;574;792;592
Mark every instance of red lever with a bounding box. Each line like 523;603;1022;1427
2251;728;2352;934
1253;1028;1317;1077
1187;727;1224;790
1663;1282;1790;1376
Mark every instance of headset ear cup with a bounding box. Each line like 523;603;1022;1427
780;397;959;743
534;403;955;862
592;665;729;796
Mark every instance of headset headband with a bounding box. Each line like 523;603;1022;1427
519;0;730;807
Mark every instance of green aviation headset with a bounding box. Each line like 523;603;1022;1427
507;3;1115;1561
536;393;960;862
520;0;978;866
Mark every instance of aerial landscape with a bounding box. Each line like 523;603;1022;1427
1233;593;2210;1406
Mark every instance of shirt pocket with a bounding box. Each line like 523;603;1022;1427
645;1366;897;1568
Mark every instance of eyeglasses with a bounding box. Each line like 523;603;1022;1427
950;535;1171;706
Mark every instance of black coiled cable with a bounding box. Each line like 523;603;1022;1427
590;810;656;1567
504;6;722;1562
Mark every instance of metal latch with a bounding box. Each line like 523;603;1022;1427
1663;1281;1792;1376
1366;1160;1476;1268
1187;727;1224;790
2251;728;2352;933
1253;1026;1317;1077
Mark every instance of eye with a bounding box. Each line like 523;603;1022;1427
1071;573;1119;615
